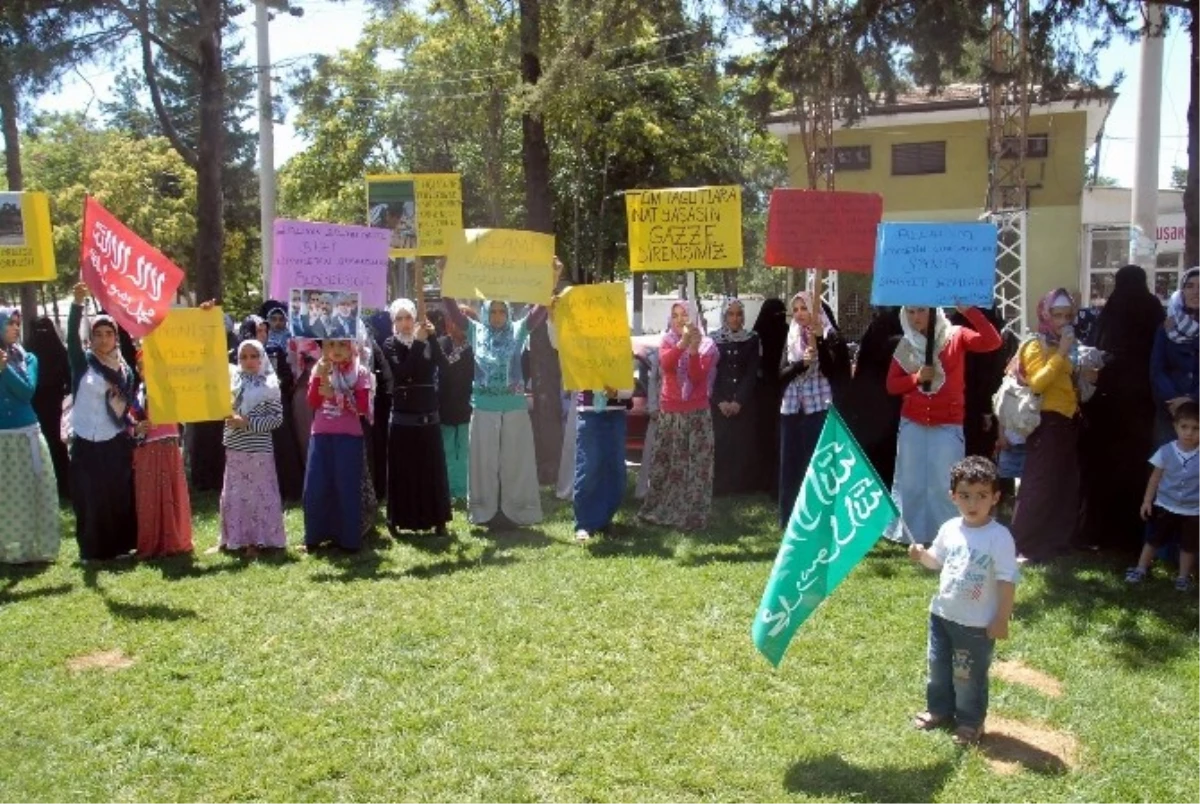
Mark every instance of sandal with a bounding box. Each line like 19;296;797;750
912;711;953;731
953;725;983;746
1125;567;1147;584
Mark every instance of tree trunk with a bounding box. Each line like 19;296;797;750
1184;5;1198;269
519;0;563;485
0;69;38;341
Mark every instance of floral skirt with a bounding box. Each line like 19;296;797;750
0;426;60;564
220;449;288;549
134;439;193;558
638;408;714;531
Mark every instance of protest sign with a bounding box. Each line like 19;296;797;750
764;189;882;272
625;186;743;271
366;173;463;258
288;288;363;340
141;307;233;424
0;191;56;283
270;219;389;308
441;229;555;305
870;222;998;307
552;283;634;391
80;197;185;338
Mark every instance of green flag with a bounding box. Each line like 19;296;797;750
752;406;899;667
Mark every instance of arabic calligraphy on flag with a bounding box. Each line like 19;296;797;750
752;406;899;667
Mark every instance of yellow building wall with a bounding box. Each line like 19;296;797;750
785;111;1090;329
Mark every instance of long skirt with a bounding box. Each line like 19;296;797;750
1011;412;1079;563
713;403;758;496
468;409;542;526
360;434;378;538
883;419;964;544
134;439;193;558
638;408;714;531
70;435;136;561
556;403;578;501
574;411;627;532
0;426;60;563
220;449;287;550
778;410;827;528
441;423;469;500
635;416;658;500
304;433;364;550
387;419;452;532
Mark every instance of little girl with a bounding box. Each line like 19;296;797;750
133;349;193;558
303;337;371;552
216;339;287;556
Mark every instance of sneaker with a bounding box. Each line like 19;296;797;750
1125;567;1147;584
574;529;591;543
1174;576;1196;593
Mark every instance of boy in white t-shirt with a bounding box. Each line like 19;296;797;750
908;456;1019;746
1126;400;1199;592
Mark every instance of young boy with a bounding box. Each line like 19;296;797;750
909;455;1019;746
1126;400;1199;592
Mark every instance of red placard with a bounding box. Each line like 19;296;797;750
80;196;185;338
764;189;883;273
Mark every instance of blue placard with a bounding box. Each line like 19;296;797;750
870;222;998;307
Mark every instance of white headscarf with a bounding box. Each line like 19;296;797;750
893;306;951;394
785;291;832;362
230;339;280;416
389;298;418;347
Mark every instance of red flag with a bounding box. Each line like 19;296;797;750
764;189;883;273
79;196;185;338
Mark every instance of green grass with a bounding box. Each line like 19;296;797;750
1;487;1197;802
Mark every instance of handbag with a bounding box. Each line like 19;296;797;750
992;340;1042;438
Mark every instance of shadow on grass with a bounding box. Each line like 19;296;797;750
0;572;74;605
980;731;1071;776
82;564;200;621
307;535;520;584
1012;555;1199;669
783;754;954;803
150;549;299;581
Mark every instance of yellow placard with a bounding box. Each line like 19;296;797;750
365;173;463;258
551;283;634;392
442;229;556;305
0;191;57;283
625;185;743;271
141;307;234;424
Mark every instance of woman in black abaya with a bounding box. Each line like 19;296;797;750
751;298;787;498
843;306;904;487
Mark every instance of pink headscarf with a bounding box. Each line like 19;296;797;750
1036;288;1075;343
661;300;717;401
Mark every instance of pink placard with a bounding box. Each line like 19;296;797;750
270;219;390;309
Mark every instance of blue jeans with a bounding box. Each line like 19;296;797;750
573;411;627;532
926;613;994;730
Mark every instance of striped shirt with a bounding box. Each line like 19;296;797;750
223;398;283;453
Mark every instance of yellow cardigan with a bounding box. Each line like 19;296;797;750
1020;338;1078;418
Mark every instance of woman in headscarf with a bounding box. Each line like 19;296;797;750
751;297;788;498
439;258;559;528
1010;289;1096;562
238;315;268;346
26;316;71;500
948;305;1016;459
0;307;60;564
436;304;477;502
1150;267;1198;443
843;306;904;487
131;347;193;559
216;339;287;556
883;304;1001;545
367;309;395;499
66;283;138;562
1077;264;1166;552
710;298;761;496
382;298;452;536
257;300;305;504
632;334;662;501
637;300;719;532
777;291;851;527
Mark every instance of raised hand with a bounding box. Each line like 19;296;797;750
73;282;89;305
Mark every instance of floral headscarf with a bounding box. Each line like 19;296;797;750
1036;288;1076;344
230;339;280;416
1166;267;1199;346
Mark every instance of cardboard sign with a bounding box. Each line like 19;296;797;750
870;222;998;307
552;283;635;392
0;192;56;283
765;189;883;272
442;229;556;305
625;186;743;271
141;307;234;424
79;197;185;338
270;219;389;308
366;173;464;258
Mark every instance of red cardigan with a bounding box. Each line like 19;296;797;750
886;307;1002;426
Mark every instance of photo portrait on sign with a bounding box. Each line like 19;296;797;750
0;192;26;246
290;288;362;339
367;179;417;253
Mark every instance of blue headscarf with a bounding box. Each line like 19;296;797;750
0;307;29;382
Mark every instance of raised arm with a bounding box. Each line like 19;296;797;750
67;285;88;381
959;306;1003;353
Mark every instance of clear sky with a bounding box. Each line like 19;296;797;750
33;0;1192;190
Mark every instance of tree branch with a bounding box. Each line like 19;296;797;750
102;0;201;70
137;0;198;168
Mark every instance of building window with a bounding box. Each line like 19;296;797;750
891;142;946;175
818;145;871;171
991;134;1050;159
1084;227;1180;307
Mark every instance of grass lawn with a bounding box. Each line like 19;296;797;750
1;485;1196;802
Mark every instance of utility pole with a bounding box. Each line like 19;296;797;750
1130;2;1166;267
256;0;275;299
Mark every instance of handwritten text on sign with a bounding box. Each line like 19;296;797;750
414;174;464;256
552;283;635;391
870;222;998;307
141;307;234;424
625;186;743;271
80;196;185;338
0;192;56;284
764;189;883;273
270;219;389;308
442;229;555;305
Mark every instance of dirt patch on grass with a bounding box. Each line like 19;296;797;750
993;659;1064;698
66;648;135;673
982;716;1079;776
